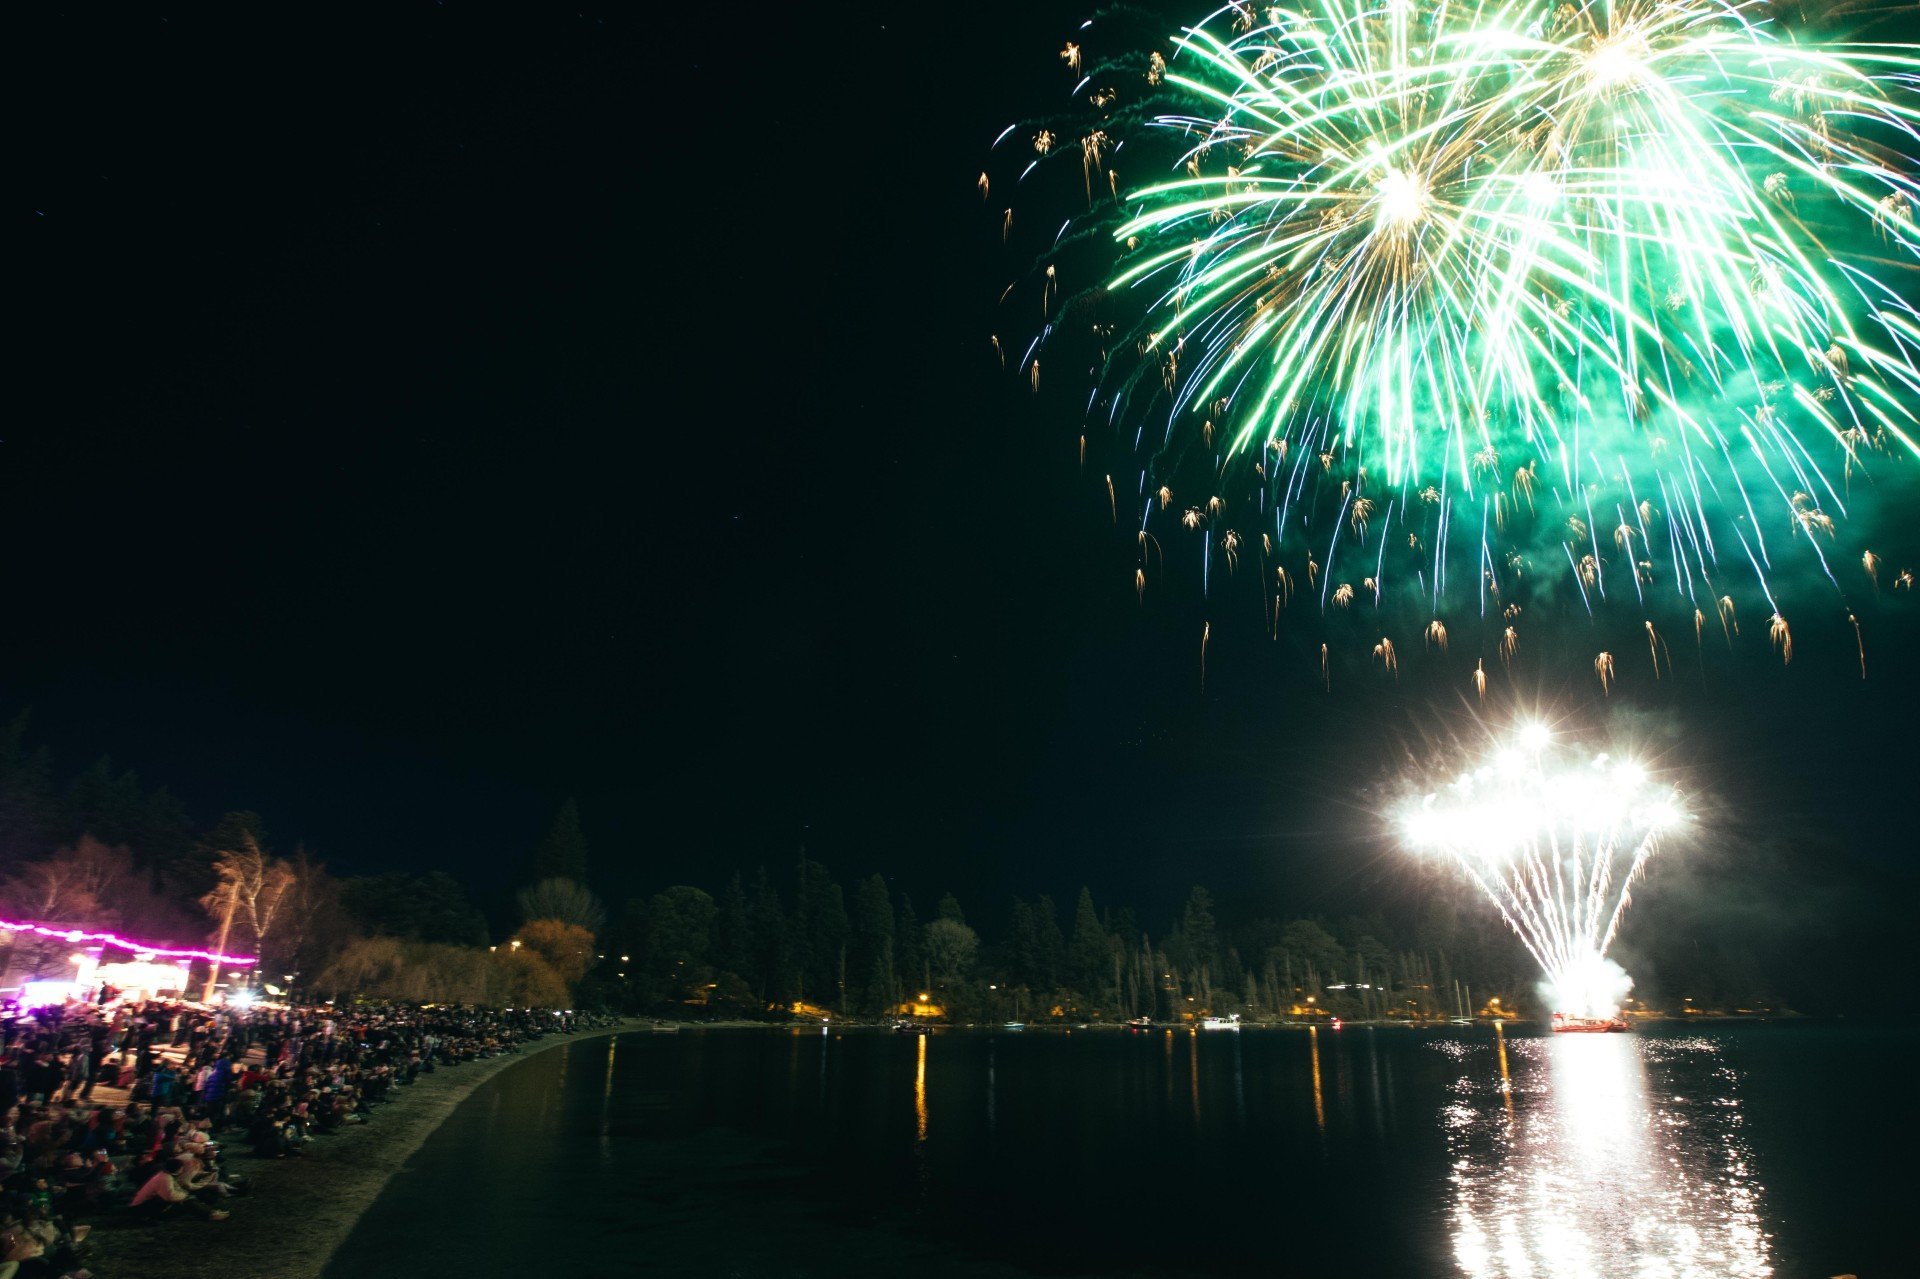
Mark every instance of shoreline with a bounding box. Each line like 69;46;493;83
87;1019;638;1279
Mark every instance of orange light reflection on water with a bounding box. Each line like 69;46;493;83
1309;1025;1325;1132
914;1032;928;1143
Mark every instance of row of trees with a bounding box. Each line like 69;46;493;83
0;711;1527;1020
604;855;1539;1022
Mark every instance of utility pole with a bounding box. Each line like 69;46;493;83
203;883;239;1003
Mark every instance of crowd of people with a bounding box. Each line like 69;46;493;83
0;997;614;1278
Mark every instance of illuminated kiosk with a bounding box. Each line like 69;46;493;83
0;918;256;1008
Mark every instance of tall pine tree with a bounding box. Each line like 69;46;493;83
531;798;589;883
1070;887;1110;1002
850;874;896;1014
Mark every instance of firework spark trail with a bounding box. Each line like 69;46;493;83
997;0;1920;682
1401;723;1686;1017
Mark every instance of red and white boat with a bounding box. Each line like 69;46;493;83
1550;1012;1630;1033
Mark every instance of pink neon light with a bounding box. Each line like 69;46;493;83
0;920;256;966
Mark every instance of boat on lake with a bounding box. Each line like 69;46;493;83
1200;1014;1242;1031
1001;1021;1026;1032
892;1021;933;1035
1125;1016;1154;1032
1550;1012;1631;1033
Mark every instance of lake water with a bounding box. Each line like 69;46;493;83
327;1022;1906;1277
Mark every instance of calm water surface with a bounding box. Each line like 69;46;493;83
327;1022;1905;1277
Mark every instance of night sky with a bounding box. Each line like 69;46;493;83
16;4;1919;935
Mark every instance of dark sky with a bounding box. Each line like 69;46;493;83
16;3;1920;930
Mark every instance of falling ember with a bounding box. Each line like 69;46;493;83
1157;485;1172;510
1373;637;1398;676
1060;41;1081;75
1472;660;1487;701
1863;549;1882;589
978;172;990;201
1718;596;1738;644
1332;583;1354;609
1274;565;1292;605
1694;608;1706;650
1105;474;1116;523
1500;627;1518;668
1029;360;1040;392
1349;497;1375;539
1644;621;1668;679
1080;131;1109;204
1400;723;1688;1019
1319;643;1329;690
1849;612;1866;679
1200;622;1210;692
1425;619;1448;652
1899;570;1916;591
1595;651;1616;696
1769;613;1793;664
1136;567;1146;604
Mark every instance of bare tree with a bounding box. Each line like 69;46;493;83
201;835;300;994
267;849;347;982
516;877;606;933
0;836;138;924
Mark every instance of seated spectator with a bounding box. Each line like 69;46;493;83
129;1158;228;1222
52;1154;103;1217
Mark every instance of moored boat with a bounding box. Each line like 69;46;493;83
1550;1012;1630;1033
1199;1014;1242;1031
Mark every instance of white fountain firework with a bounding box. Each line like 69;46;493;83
1400;724;1687;1018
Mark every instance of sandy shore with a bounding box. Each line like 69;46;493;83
86;1019;640;1279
